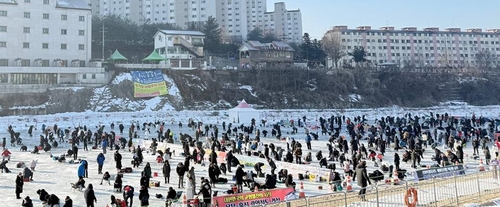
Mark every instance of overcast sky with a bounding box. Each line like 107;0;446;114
267;0;500;40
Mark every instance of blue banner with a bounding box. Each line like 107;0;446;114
130;70;164;84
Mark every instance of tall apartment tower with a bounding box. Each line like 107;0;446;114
86;0;302;43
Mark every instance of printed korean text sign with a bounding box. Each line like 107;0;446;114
130;70;168;98
130;70;164;84
212;187;296;207
133;82;168;98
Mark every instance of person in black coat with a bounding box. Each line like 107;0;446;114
16;172;24;199
36;189;49;203
114;174;123;192
394;153;400;170
198;179;211;205
22;196;33;207
176;163;186;188
139;185;149;206
166;187;177;207
235;165;245;193
140;172;148;189
267;157;276;175
63;196;73;207
208;163;218;188
114;151;122;170
162;160;171;184
84;184;97;207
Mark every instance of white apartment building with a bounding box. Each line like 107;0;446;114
87;0;303;43
0;0;107;87
88;0;216;27
262;2;302;43
328;26;500;68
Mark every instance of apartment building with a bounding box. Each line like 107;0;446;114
0;0;107;86
87;0;303;43
327;26;500;67
262;2;302;43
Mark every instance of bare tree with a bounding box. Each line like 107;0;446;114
475;49;497;70
321;30;345;69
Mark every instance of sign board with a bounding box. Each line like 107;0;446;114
212;187;296;207
130;70;168;98
413;165;465;181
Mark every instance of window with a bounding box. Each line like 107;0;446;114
79;30;84;35
23;27;30;33
42;43;49;49
79;16;85;21
21;60;30;66
23;42;29;48
24;12;30;18
42;60;50;67
61;29;67;35
0;26;6;32
43;13;49;19
61;44;67;49
78;44;85;50
43;28;49;34
92;74;96;79
43;0;49;4
0;11;7;16
0;41;5;47
0;59;7;66
61;15;67;20
82;74;87;79
24;0;30;2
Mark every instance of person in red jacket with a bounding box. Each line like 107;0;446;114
2;149;11;161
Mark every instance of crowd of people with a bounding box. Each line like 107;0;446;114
2;111;499;206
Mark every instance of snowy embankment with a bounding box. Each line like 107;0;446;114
88;73;183;112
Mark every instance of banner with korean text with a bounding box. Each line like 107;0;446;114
130;70;168;98
212;187;296;207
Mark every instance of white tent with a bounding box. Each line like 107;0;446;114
228;99;260;124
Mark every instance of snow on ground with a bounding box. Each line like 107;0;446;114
1;104;500;206
112;73;133;85
238;85;258;97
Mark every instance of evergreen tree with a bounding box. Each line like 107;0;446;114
247;28;264;41
202;16;222;54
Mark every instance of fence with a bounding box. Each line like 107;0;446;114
264;166;500;207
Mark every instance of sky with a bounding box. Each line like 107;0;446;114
267;0;500;40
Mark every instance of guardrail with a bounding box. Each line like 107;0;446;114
263;165;500;207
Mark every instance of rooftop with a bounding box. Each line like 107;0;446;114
240;41;295;52
0;0;16;4
159;30;205;36
56;0;91;10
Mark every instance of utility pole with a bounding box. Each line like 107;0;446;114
102;20;105;61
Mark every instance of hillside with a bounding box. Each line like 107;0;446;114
1;68;500;115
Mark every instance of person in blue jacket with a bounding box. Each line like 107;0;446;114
102;139;108;154
305;133;312;150
78;161;86;179
97;153;105;174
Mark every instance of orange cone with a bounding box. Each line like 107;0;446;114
299;182;306;198
479;159;485;171
346;175;353;192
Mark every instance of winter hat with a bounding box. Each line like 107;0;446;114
125;186;131;192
